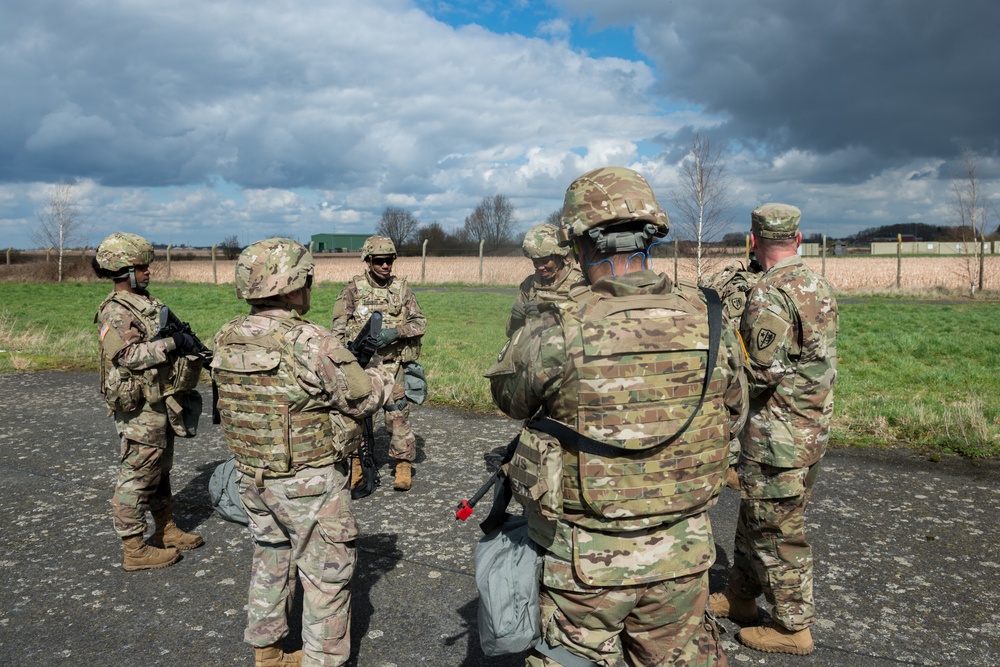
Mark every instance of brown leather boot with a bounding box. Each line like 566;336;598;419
151;509;204;550
393;460;411;491
738;622;814;655
254;643;303;667
709;588;759;623
122;535;180;571
350;454;364;491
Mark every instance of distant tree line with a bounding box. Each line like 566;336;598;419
376;195;521;256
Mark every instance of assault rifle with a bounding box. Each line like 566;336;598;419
347;311;383;499
152;306;217;422
153;306;213;363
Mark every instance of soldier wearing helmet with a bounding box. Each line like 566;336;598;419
710;204;838;656
331;235;426;491
486;167;748;667
505;223;583;337
92;232;206;573
211;237;394;667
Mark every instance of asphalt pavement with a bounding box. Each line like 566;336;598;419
0;371;997;666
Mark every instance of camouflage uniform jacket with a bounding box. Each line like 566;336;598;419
488;270;748;586
331;272;426;363
739;255;838;469
505;265;584;337
95;290;182;446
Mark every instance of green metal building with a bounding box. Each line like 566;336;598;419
310;233;370;253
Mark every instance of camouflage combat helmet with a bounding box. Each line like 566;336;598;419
522;223;569;259
559;167;670;245
95;232;155;272
361;235;397;261
751;203;801;240
235;237;314;300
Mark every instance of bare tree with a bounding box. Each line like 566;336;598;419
376;206;420;250
545;209;562;226
31;183;86;283
951;150;994;297
219;234;242;260
464;194;516;249
668;133;735;280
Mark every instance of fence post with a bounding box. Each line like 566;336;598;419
980;234;986;293
211;244;218;284
821;234;827;276
166;244;173;279
673;238;679;285
479;240;485;283
47;247;52;263
896;233;902;289
421;239;428;283
745;235;750;262
6;247;10;265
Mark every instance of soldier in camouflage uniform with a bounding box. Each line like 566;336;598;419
92;232;206;572
211;238;394;667
709;204;838;656
331;235;425;491
487;167;748;667
506;222;584;336
701;257;763;488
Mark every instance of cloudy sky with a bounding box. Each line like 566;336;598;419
2;0;998;249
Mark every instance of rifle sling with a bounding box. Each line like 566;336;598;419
528;286;722;460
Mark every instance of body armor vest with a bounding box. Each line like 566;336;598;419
95;291;174;412
212;316;359;477
510;282;730;532
345;275;420;362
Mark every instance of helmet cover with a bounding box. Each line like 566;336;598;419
235;237;314;300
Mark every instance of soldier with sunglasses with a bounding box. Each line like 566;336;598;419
331;235;426;491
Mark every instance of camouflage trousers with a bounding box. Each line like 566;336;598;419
383;361;415;461
729;459;821;631
239;463;358;667
111;436;173;538
527;559;726;667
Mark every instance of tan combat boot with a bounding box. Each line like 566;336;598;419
254;643;303;667
393;460;411;491
709;589;759;623
350;454;364;491
738;622;814;655
121;535;181;571
151;509;205;550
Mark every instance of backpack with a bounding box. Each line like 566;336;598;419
209;457;249;525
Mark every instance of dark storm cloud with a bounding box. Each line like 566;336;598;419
565;0;1000;169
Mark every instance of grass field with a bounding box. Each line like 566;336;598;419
1;282;997;458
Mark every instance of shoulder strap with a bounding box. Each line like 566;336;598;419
531;286;722;458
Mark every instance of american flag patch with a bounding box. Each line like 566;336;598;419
99;323;110;341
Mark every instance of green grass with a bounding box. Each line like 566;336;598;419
2;282;998;457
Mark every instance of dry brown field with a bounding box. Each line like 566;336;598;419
150;255;1000;292
3;253;999;293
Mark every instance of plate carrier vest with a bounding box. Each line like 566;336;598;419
212;316;360;481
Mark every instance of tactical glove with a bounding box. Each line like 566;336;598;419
509;301;540;328
171;332;197;354
376;328;400;348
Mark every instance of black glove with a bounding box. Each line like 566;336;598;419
171;332;197;354
509;301;540;327
376;328;400;348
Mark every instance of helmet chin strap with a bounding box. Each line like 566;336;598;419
113;267;147;290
